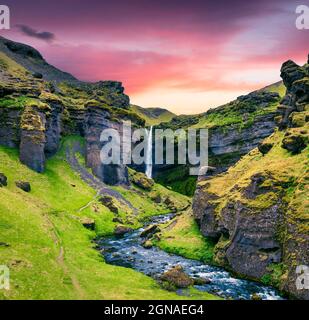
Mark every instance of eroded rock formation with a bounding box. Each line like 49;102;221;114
193;55;309;299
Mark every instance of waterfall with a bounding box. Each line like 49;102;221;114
145;126;153;179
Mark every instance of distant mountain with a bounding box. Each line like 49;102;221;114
0;36;78;83
130;105;176;126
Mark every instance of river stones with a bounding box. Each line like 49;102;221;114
114;225;133;236
142;240;153;249
193;277;212;285
140;224;160;238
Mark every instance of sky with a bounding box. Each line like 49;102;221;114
1;0;308;114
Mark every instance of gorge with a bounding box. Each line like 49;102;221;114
0;36;308;300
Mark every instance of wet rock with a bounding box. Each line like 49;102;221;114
193;277;212;285
0;173;8;187
258;142;273;155
140;224;160;238
142;240;153;249
99;195;119;214
114;225;133;236
160;265;194;288
251;293;262;300
15;181;31;192
80;218;95;230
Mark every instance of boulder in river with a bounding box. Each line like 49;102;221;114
193;277;212;285
140;224;160;238
142;240;153;249
114;225;133;236
160;265;194;288
251;293;262;300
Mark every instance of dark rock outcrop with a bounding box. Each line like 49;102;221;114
140;224;160;238
0;37;133;186
0;173;7;186
99;195;119;214
80;218;95;230
15;181;31;192
0;108;22;148
282;131;308;154
85;102;129;185
193;55;309;299
129;170;154;190
258;141;273;155
19;104;47;173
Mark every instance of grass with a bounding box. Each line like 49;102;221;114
192;101;279;130
130;105;176;126
0;141;217;300
155;210;216;264
155;166;197;196
0;52;29;79
199;129;309;212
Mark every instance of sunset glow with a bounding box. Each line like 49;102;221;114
1;0;308;114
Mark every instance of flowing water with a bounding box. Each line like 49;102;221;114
96;214;283;300
145;126;153;179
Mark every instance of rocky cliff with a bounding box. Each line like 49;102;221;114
192;56;309;299
0;37;139;185
154;86;283;195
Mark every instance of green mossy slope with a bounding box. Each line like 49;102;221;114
0;141;216;300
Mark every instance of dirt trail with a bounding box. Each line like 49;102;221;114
65;141;138;214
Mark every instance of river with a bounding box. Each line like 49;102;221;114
96;214;283;300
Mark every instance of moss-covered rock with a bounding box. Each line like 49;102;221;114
282;131;308;154
258;141;274;155
15;181;31;192
160;265;194;288
99;195;119;214
129;170;154;190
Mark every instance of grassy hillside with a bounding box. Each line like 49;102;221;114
130;105;176;126
155;209;216;264
0;138;217;300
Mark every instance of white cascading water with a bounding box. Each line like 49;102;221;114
145;126;153;179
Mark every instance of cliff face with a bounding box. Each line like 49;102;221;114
192;56;309;299
154;88;282;195
0;37;135;185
